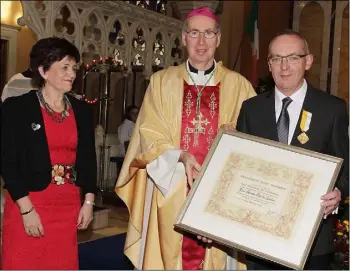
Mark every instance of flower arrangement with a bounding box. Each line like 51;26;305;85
331;197;349;270
83;56;127;75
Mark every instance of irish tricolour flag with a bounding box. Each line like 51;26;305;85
245;0;259;87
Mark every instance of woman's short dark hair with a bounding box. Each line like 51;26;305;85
30;37;80;89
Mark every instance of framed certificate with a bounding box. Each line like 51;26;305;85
174;130;343;270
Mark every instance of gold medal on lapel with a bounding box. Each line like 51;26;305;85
297;132;309;144
298;110;312;144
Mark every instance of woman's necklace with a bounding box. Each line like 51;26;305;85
37;90;71;123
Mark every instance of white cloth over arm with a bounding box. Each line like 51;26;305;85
146;149;185;197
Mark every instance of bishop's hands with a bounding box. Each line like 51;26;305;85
179;151;201;188
220;124;235;133
197;235;212;244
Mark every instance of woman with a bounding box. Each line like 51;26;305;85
1;37;97;269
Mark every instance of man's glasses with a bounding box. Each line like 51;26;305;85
268;54;309;65
185;30;218;39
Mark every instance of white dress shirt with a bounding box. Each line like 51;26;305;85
274;79;307;144
186;59;216;86
117;119;135;156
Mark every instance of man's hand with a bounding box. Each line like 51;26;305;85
179;151;201;187
197;235;212;244
321;188;341;218
220;124;235;133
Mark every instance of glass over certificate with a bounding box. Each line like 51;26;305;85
175;130;343;269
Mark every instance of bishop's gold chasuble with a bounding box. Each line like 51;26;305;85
115;62;256;270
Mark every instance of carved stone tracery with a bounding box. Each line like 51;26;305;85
19;1;184;78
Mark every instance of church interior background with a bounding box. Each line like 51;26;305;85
0;0;349;269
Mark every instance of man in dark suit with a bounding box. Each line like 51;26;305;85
237;29;349;270
0;99;2;174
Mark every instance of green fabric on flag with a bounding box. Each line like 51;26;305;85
244;0;259;42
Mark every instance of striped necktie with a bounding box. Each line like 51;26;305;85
277;97;293;144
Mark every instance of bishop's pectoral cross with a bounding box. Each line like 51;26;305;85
187;113;210;146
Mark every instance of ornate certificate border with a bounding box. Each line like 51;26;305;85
205;152;313;240
175;130;343;270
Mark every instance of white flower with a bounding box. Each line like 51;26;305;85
54;176;65;185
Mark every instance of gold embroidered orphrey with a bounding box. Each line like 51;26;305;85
183;87;218;149
185;64;215;148
204;152;313;240
184;90;193;117
185;113;210;147
209;92;217;119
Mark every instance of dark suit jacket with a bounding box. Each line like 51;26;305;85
0;100;2;175
1;90;98;202
236;85;349;256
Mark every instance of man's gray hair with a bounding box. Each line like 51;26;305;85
268;29;310;56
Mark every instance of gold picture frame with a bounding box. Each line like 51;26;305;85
175;129;343;270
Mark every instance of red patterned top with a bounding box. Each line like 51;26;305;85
41;107;77;165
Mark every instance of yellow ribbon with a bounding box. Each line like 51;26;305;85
300;110;308;132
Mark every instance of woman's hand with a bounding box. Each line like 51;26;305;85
22;208;45;238
17;196;44;237
77;202;94;229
